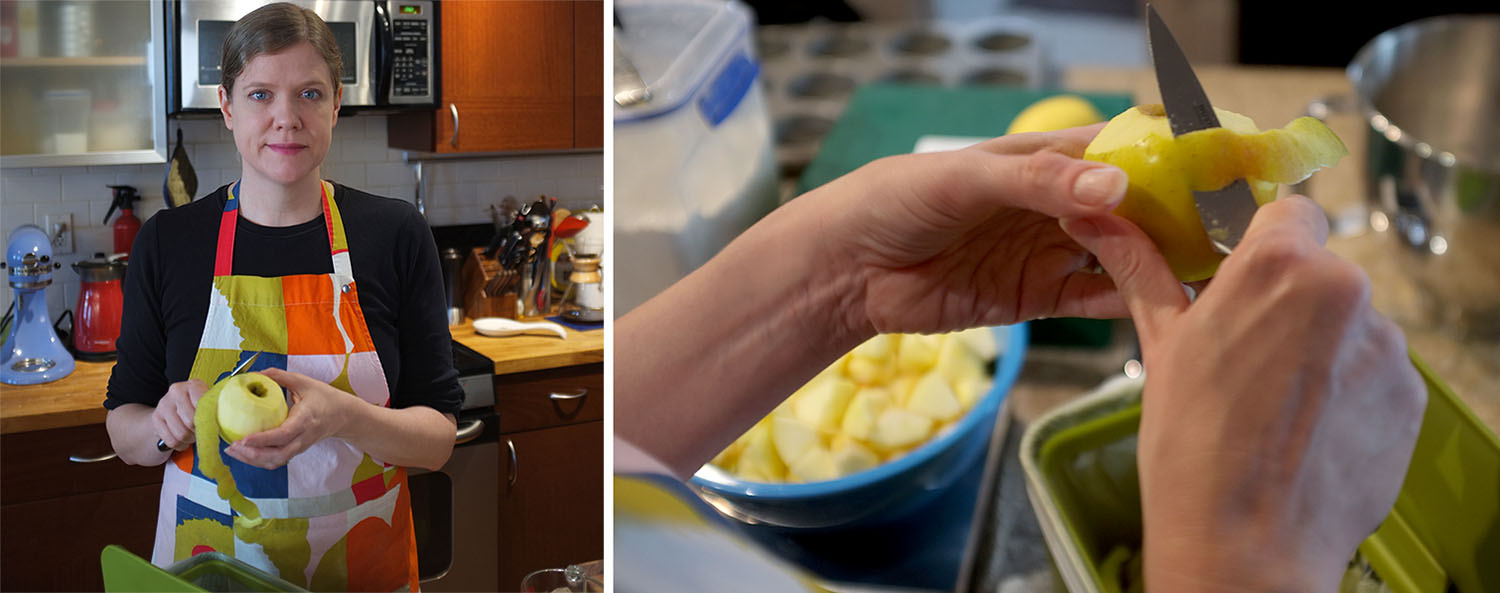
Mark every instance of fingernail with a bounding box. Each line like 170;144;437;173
1074;167;1127;206
1060;217;1100;241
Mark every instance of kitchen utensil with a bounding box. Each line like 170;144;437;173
0;225;73;385
156;351;261;452
441;247;464;326
520;564;604;592
1302;16;1500;341
689;324;1028;529
471;317;568;339
1022;350;1500;593
164;128;198;208
71;256;126;361
1146;4;1258;254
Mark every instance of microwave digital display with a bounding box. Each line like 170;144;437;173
197;20;358;86
400;5;422;15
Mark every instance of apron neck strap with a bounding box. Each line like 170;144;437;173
215;180;348;277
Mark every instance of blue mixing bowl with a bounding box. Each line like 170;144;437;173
689;323;1029;529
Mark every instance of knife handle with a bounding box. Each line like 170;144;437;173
156;439;170;452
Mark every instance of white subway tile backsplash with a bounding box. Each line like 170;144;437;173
4;175;61;203
343;139;389;163
3;203;36;228
37;167;88;177
322;163;367;188
179;119;227;142
62;173;122;203
195;143;240;170
367;162;414;187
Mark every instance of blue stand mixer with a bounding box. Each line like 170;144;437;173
1;225;74;385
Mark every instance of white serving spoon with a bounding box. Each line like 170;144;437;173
472;317;568;339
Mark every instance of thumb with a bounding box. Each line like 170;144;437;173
1059;215;1188;343
256;368;304;390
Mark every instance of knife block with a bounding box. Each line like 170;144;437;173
461;248;519;320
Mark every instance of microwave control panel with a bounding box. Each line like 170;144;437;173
388;1;434;104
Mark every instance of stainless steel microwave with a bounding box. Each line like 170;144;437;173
169;0;438;114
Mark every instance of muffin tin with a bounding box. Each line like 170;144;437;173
755;17;1048;184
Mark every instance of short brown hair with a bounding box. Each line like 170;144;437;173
220;2;343;96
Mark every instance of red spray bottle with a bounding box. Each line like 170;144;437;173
105;185;142;258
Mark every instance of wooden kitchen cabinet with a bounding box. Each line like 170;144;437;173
1;424;162;592
494;363;604;591
387;0;605;152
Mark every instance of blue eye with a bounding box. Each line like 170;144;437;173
302;89;322;100
249;90;269;101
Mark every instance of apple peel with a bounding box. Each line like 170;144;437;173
1084;104;1348;281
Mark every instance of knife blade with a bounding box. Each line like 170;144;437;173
1146;4;1258;254
156;351;262;452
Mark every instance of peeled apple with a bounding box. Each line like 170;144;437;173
1084;104;1348;281
215;372;289;442
711;331;1000;483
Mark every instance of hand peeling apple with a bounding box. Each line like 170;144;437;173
1083;104;1347;281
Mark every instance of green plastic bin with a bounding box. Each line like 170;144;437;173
101;545;308;592
1021;353;1500;593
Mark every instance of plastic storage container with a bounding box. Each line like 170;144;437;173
101;545;308;592
613;0;780;316
1021;353;1500;593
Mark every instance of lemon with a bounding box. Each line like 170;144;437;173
1084;104;1347;281
1006;94;1106;134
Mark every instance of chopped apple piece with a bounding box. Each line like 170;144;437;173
955;377;993;408
871;408;934;451
935;336;986;387
846;354;894;385
841;386;893;440
794;375;856;431
771;415;822;465
788;446;839;483
831;440;880;476
907;371;962;421
736;421;785;481
851;334;896;361
897;334;942;374
952;327;999;362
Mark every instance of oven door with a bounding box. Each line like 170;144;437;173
175;0;375;111
409;409;499;591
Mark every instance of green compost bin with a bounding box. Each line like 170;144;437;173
1021;352;1500;593
102;545;308;593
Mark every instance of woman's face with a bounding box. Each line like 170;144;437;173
219;41;340;189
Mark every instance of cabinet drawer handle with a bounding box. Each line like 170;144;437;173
549;388;587;401
506;439;518;488
69;451;118;463
449;103;459;148
455;419;485;444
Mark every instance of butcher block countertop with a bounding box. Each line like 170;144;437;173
0;320;603;435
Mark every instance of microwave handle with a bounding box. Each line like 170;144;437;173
374;0;394;104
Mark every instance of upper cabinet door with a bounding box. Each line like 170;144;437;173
0;1;168;167
573;1;603;149
438;0;574;152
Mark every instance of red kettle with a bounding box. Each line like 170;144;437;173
71;257;126;361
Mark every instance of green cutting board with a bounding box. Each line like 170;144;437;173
797;85;1135;348
797;85;1135;193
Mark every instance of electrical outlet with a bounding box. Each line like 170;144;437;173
43;214;74;255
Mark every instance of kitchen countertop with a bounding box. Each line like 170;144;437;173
0;319;603;435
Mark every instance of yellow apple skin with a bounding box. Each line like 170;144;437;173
1006;94;1105;135
1085;104;1346;281
215;372;288;442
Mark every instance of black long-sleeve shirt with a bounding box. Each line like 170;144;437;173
105;182;463;416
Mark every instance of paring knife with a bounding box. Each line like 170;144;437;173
1146;4;1259;254
156;351;262;452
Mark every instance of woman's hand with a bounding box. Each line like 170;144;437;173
224;368;356;469
812;125;1129;335
1061;196;1427;593
151;379;209;451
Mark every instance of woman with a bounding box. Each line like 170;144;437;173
103;4;462;591
615;127;1425;591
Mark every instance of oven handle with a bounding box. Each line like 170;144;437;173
506;439;518;488
454;418;485;445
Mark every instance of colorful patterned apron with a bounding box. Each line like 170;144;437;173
151;181;420;592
